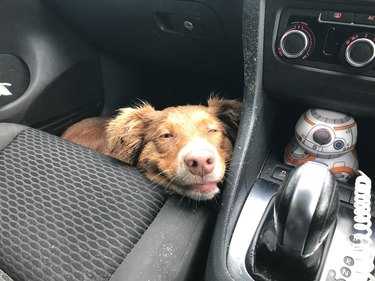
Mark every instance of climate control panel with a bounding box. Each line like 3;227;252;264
275;9;375;74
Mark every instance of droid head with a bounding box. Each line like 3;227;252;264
295;108;357;158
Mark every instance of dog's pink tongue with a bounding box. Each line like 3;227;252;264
188;182;218;193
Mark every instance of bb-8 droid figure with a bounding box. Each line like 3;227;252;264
285;108;359;182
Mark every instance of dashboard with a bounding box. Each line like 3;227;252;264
263;1;375;117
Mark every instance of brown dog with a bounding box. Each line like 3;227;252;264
62;97;242;200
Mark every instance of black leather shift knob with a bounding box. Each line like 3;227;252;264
274;161;339;258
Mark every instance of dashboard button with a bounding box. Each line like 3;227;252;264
346;38;375;67
340;267;351;277
272;167;290;181
277;23;315;61
354;14;375;26
280;30;309;58
326;269;336;281
349;234;361;244
344;256;354;266
340;33;375;69
321;11;354;23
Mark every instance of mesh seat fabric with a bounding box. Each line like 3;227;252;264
0;128;168;281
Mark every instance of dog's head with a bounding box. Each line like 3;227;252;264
106;97;242;200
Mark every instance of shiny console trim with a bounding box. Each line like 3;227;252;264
227;179;278;281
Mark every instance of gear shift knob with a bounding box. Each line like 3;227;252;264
274;161;339;258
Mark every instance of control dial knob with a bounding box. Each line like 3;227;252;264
341;33;375;69
277;23;315;61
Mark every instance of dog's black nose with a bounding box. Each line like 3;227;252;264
184;150;215;177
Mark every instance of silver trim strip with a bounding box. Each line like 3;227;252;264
227;180;278;281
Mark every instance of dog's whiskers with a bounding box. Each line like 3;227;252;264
178;194;186;205
165;172;180;186
222;175;235;187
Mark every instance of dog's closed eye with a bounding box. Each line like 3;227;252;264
160;133;174;138
208;128;220;134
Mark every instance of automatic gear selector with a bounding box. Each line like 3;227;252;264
245;162;340;281
274;162;339;259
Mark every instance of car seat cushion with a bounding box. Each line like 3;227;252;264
0;125;168;281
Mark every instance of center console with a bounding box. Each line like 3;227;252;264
205;0;375;281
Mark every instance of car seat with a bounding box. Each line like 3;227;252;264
0;123;214;281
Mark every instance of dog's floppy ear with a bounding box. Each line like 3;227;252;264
208;96;243;144
106;103;155;165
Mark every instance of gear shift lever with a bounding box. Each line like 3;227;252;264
274;161;340;258
247;162;340;281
